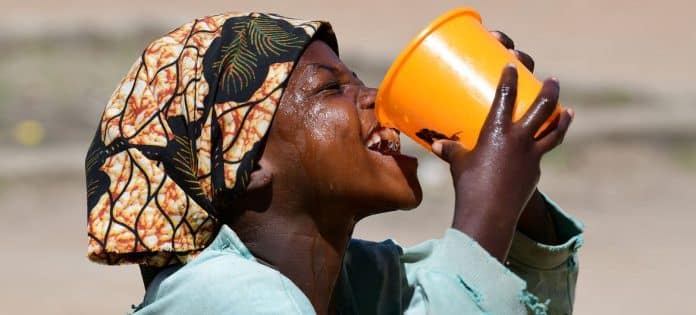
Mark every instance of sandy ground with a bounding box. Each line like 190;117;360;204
1;1;696;314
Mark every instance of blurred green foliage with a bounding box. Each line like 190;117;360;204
669;144;696;169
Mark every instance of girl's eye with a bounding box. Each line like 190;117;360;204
322;82;341;91
313;81;341;96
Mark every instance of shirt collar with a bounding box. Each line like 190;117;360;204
206;224;257;261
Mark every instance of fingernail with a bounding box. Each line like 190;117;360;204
506;62;517;69
567;108;575;120
550;77;560;83
431;141;443;154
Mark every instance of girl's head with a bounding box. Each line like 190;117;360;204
86;13;420;266
236;39;422;221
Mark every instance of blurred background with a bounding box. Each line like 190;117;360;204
1;0;694;313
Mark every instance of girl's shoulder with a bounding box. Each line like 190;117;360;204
133;228;316;314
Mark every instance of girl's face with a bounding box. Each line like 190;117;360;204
262;40;422;217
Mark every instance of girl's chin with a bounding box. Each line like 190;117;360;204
362;194;422;218
398;187;423;210
392;157;422;209
363;148;422;210
377;181;424;212
367;149;420;182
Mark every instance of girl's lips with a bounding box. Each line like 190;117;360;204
364;124;417;167
367;144;418;168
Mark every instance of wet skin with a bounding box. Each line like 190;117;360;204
221;33;572;315
224;40;422;315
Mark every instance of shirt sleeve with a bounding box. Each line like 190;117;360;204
506;195;584;315
400;196;583;315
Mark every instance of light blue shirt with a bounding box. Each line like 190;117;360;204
133;196;583;314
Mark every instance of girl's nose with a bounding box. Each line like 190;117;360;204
358;87;377;109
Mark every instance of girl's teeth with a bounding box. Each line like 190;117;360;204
366;128;401;153
388;140;400;152
370;134;381;146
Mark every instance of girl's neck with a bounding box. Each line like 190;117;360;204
229;209;355;315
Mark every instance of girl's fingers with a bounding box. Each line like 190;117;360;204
432;139;470;162
490;31;534;72
512;50;535;73
536;109;573;152
490;31;515;49
483;64;518;135
519;78;560;134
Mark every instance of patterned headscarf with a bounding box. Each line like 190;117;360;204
85;12;337;266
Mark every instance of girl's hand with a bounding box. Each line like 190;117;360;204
432;64;573;261
491;30;571;245
490;30;536;72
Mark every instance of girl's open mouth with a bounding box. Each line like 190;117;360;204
366;126;401;155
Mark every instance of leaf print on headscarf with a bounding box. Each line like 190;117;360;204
248;16;305;56
171;135;205;198
207;13;310;103
214;26;256;95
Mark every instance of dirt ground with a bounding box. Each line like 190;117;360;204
1;1;695;314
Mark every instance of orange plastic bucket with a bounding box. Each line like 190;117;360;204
376;8;562;150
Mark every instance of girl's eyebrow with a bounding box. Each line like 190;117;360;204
305;62;341;74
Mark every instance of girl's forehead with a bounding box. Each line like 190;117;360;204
298;40;342;67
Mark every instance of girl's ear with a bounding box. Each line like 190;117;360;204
246;159;273;192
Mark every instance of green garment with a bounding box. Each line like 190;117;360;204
133;196;582;314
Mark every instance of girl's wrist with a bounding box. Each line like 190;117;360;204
451;203;520;261
517;190;560;244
